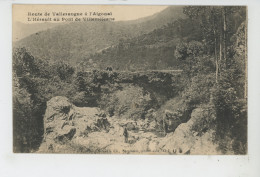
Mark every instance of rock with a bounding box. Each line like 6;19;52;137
96;117;110;131
126;122;136;131
44;96;74;122
40;96;111;152
146;108;156;120
148;140;159;152
142;132;157;140
133;138;150;152
54;128;76;144
42;97;76;150
83;117;111;134
147;120;158;130
158;106;219;155
190;130;221;155
39;96;221;154
95;111;106;118
109;122;123;135
159;122;195;154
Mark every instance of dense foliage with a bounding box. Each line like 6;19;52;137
87;18;202;70
13;48;183;152
178;6;247;154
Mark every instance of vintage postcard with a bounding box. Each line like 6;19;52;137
12;4;247;154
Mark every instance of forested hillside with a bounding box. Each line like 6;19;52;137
14;6;185;65
88;18;202;70
13;22;61;41
87;7;246;71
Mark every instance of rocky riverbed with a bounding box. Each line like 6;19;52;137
38;96;222;154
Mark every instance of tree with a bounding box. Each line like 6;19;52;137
54;61;75;81
230;21;247;99
13;47;39;77
13;72;39;152
175;41;205;80
183;6;246;83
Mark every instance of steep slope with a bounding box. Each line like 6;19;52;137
88;18;203;70
85;6;246;71
14;6;186;65
13;22;62;42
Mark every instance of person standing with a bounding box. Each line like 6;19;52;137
123;127;129;143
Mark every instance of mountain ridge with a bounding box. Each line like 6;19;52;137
14;6;186;65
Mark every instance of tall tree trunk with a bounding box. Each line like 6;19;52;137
244;21;247;99
214;30;219;83
215;37;218;83
189;57;192;84
219;35;222;76
212;9;218;83
223;8;227;69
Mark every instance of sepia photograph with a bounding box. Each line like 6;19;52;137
12;4;247;154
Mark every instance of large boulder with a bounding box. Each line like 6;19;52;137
190;130;221;155
159;122;195;154
43;96;76;146
159;106;219;155
133;138;150;152
39;96;111;152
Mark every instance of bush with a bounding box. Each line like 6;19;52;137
99;84;154;119
190;105;216;136
212;70;247;154
13;48;78;152
182;73;215;106
13;74;42;152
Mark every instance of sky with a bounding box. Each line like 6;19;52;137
13;5;168;24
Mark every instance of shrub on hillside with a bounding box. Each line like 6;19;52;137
190;105;216;136
182;73;215;106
